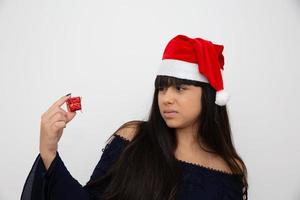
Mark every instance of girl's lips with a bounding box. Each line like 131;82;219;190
163;111;178;118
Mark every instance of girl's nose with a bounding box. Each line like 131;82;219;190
162;88;175;104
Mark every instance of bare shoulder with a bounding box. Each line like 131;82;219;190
234;158;244;169
212;157;243;174
114;120;143;142
212;156;233;174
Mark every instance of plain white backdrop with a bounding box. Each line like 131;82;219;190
0;0;299;199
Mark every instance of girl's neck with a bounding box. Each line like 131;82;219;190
175;125;212;153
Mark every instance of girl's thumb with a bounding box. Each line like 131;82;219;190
66;111;77;123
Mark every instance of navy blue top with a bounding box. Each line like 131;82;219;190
21;134;245;200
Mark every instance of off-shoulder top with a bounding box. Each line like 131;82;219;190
21;134;245;200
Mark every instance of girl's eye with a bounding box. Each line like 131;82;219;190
176;86;185;91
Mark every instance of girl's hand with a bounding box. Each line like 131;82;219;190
39;94;76;168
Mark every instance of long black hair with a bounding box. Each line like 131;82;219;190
85;75;248;200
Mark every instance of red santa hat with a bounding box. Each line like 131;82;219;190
157;34;230;106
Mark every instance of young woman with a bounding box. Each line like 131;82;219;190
21;34;248;200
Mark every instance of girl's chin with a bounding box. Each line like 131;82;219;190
164;120;182;128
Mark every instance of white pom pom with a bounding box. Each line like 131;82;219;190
215;90;230;106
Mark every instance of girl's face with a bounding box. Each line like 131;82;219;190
158;84;202;129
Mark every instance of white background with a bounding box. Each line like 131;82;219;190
1;0;299;199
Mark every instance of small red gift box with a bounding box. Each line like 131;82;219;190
66;96;82;112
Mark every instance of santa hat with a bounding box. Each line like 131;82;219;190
157;34;230;106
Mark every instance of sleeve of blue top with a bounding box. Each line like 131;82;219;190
20;135;126;200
